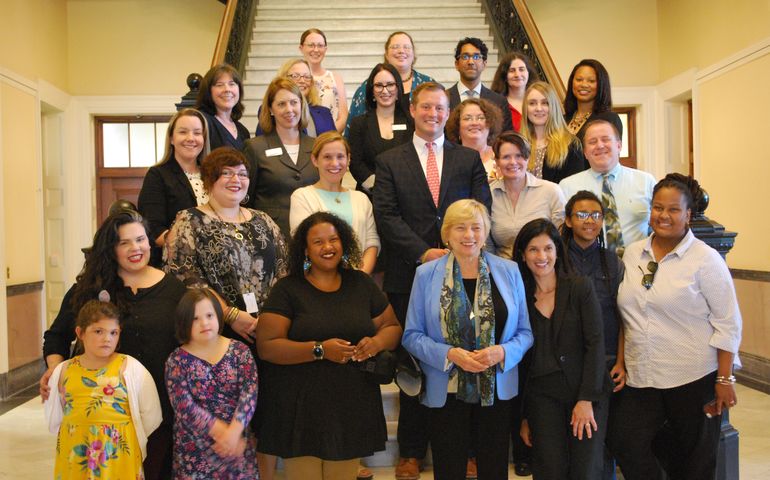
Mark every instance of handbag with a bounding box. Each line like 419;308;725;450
357;350;397;385
394;351;424;397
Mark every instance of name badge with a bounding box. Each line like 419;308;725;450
392;124;407;131
242;292;259;314
265;147;283;157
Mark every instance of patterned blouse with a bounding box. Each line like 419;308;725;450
315;70;341;120
165;340;258;478
164;207;288;311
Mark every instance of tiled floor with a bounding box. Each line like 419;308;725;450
1;384;767;479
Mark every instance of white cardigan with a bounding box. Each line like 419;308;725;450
290;186;381;254
44;355;162;460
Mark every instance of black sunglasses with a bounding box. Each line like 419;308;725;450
638;261;658;290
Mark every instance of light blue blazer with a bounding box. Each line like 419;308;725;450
402;252;533;408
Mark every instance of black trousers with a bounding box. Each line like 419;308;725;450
389;292;430;459
607;372;721;480
510;377;532;465
429;394;513;480
526;372;608;480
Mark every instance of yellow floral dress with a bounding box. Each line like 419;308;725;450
55;354;144;480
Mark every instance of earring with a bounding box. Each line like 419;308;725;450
240;194;250;205
303;255;311;272
341;253;350;267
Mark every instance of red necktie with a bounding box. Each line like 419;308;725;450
426;142;440;207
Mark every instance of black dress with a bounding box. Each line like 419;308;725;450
200;110;250;151
258;269;389;460
541;143;589;184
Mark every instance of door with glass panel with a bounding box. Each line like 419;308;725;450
95;116;171;225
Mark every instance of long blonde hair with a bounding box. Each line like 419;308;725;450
520;81;581;170
277;58;320;106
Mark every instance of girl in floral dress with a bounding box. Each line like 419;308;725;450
165;288;259;479
44;299;162;480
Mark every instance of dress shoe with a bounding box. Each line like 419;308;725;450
514;462;532;477
466;457;478;479
395;457;420;480
357;466;374;480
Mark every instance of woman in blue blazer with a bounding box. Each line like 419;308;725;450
402;199;533;480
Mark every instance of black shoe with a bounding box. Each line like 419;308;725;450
514;462;532;477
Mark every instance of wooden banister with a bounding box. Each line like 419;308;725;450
511;0;564;99
211;0;238;67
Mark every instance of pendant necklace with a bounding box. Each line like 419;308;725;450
209;203;245;240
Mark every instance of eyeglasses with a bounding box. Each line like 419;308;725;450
461;114;486;123
388;44;413;51
458;53;483;61
373;82;397;92
638;261;658;290
220;170;249;180
302;43;326;50
286;73;313;82
573;211;604;221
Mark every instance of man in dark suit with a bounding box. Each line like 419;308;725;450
374;82;492;479
447;37;514;132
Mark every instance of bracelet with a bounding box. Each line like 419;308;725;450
715;375;736;385
224;307;238;325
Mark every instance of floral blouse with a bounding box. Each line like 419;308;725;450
164;207;288;312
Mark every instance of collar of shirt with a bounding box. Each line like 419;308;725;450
568;238;600;259
412;134;445;178
491;172;542;193
642;229;696;262
458;82;482;98
591;162;623;182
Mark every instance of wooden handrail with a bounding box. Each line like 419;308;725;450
211;0;238;67
511;0;565;100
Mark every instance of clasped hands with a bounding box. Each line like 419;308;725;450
210;418;247;458
447;346;505;373
321;336;383;364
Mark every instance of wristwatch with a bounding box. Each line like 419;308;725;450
312;341;324;361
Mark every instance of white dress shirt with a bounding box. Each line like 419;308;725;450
559;163;656;245
457;82;482;100
412;134;445;179
617;230;742;389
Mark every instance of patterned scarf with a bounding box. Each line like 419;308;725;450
439;252;496;406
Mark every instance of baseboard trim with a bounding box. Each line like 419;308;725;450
731;268;770;282
0;359;43;401
736;351;770;395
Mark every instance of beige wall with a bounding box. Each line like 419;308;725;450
0;0;69;91
66;0;223;95
1;82;44;285
658;0;770;79
527;0;660;87
736;279;770;359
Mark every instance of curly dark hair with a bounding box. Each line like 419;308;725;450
288;212;362;277
564;59;612;118
72;210;150;314
653;173;701;213
454;37;488;61
512;218;571;296
445;98;503;146
196;63;245;121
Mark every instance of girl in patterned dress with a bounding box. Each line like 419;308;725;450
165;288;259;479
44;299;162;480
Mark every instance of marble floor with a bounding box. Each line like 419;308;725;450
1;384;767;479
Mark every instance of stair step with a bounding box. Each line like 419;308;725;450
250;28;493;43
253;15;487;31
246;53;500;70
257;6;482;17
249;41;495;56
258;0;474;6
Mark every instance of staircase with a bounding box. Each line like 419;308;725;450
240;0;501;132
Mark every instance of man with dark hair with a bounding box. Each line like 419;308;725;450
374;81;491;479
447;37;513;132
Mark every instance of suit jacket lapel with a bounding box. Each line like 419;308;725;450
438;141;458;209
295;135;314;172
404;143;437;210
449;85;461;109
169;159;196;203
552;279;569;344
266;131;300;172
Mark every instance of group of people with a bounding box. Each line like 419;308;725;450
38;27;741;480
